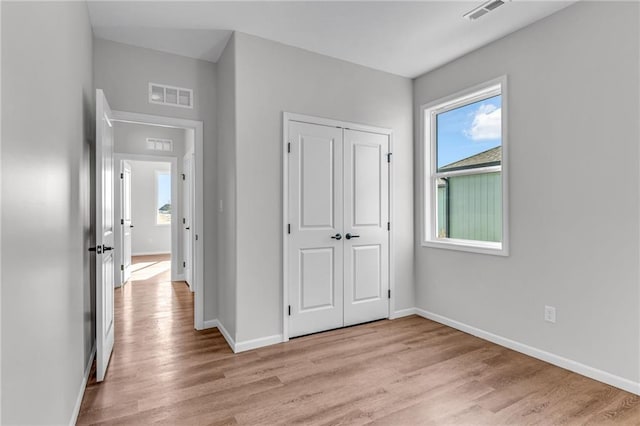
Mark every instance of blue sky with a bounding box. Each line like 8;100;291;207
436;94;502;170
157;173;171;209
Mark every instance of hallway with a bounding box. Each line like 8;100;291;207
77;255;227;424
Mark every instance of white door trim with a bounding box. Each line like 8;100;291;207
112;110;205;330
282;112;394;342
113;154;178;282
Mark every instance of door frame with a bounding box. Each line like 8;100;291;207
113;154;179;285
282;112;394;342
111;110;205;330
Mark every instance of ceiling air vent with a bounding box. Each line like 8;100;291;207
149;83;193;109
463;0;508;20
146;138;173;152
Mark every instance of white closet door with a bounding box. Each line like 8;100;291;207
343;129;389;326
288;121;344;338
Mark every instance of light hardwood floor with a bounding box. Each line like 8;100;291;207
78;255;640;425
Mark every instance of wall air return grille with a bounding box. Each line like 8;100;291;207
146;138;173;152
463;0;507;20
149;83;193;108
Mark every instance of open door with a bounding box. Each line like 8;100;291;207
121;160;133;283
183;154;193;288
95;89;115;382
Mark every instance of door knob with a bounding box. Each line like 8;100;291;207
330;233;342;240
345;233;360;240
103;246;114;251
130;224;134;228
185;227;190;230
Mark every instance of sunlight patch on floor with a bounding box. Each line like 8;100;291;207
130;260;171;282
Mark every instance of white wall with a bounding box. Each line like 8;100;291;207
94;38;218;320
215;35;237;338
129;160;172;255
233;32;414;343
1;2;94;423
413;1;640;387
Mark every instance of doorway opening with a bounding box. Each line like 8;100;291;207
111;111;204;331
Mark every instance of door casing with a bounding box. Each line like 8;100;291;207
282;112;395;341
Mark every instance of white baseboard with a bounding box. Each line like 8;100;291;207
390;307;417;319
173;273;185;281
203;319;218;329
206;319;236;352
415;308;640;396
69;344;96;426
235;334;284;353
131;251;171;256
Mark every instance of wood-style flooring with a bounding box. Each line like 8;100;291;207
78;255;640;425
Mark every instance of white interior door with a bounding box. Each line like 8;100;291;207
288;121;344;338
343;129;390;326
95;89;115;382
122;160;132;283
183;154;193;288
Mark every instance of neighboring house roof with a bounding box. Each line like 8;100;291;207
439;146;501;172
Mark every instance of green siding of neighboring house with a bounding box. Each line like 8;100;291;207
437;172;502;242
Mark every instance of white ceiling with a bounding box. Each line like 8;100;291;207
88;1;575;78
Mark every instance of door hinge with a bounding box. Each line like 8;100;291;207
183;261;186;268
120;264;124;271
121;218;124;225
120;172;124;179
388;289;391;299
387;153;392;163
387;222;390;231
195;234;199;241
182;173;186;180
287;142;291;153
288;305;291;316
183;217;186;224
287;224;291;234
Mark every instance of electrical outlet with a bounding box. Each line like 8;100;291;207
544;305;556;323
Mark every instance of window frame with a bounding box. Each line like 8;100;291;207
421;76;509;256
154;170;172;226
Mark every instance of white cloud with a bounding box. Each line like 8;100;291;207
465;103;501;141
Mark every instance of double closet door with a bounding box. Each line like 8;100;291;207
288;120;390;338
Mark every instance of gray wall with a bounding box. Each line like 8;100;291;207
215;35;237;337
129;160;172;255
413;1;640;384
94;38;218;320
1;2;95;424
234;32;414;342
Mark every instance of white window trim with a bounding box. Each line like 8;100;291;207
420;76;509;256
154;169;172;227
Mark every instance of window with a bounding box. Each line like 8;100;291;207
155;171;171;225
422;77;508;255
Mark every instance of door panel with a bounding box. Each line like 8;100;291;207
300;248;335;311
300;135;335;228
122;161;132;283
343;129;389;326
96;89;115;382
288;121;343;338
351;244;382;302
353;144;382;227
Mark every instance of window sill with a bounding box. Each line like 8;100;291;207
422;238;508;256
